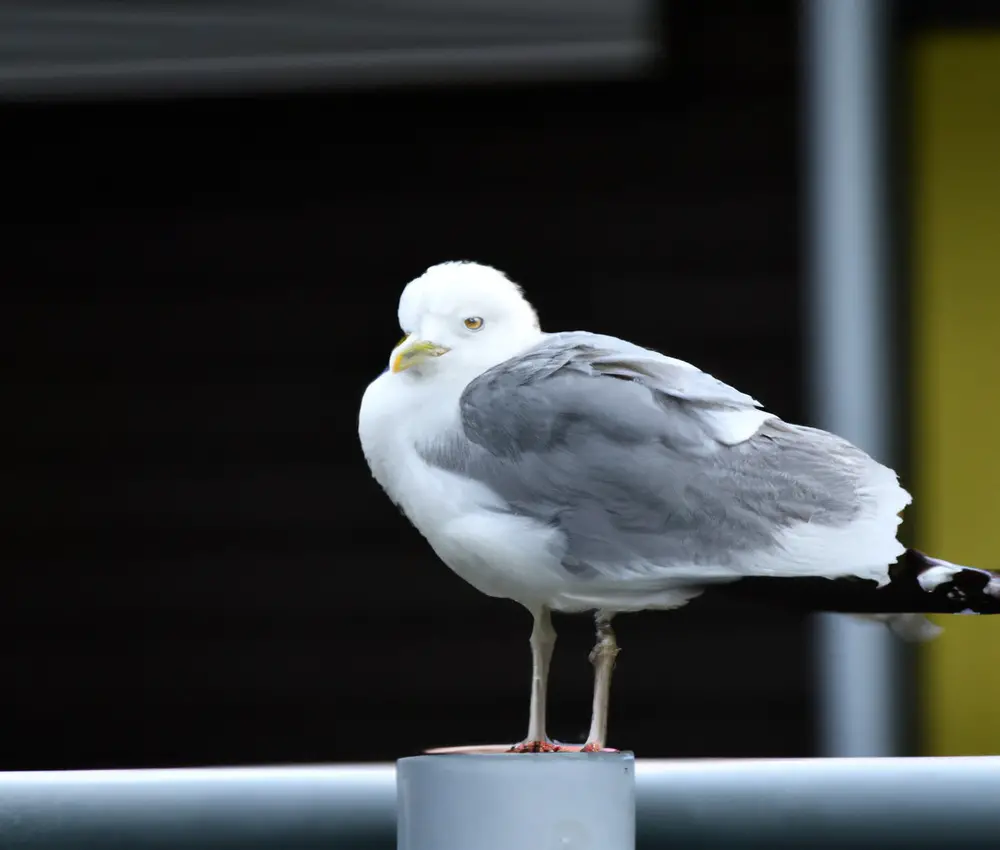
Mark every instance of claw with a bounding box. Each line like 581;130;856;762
508;740;561;753
580;742;619;753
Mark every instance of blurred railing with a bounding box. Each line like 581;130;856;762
0;757;998;848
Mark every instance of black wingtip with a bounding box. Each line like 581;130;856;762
707;549;1000;616
891;549;1000;614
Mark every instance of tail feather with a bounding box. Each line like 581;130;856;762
711;549;1000;640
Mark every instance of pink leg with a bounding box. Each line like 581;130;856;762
581;612;619;752
508;606;558;753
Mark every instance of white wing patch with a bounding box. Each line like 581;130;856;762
917;565;961;592
694;407;776;446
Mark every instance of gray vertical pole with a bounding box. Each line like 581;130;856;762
803;0;901;756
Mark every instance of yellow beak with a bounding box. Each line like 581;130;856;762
392;339;450;373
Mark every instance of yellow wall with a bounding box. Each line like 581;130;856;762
912;35;1000;755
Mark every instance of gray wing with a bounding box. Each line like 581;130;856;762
425;332;865;584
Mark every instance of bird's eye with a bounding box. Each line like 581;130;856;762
464;317;484;331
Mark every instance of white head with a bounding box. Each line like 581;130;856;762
388;261;542;380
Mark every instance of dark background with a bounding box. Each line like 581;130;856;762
1;0;903;770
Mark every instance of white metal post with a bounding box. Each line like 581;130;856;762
396;753;636;850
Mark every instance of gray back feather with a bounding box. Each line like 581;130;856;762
423;333;864;583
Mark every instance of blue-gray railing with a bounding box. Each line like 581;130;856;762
0;757;997;848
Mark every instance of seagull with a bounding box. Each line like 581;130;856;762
358;261;1000;753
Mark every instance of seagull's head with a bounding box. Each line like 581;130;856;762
389;261;542;379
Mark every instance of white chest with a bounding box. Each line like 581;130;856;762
358;371;567;604
358;370;472;524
